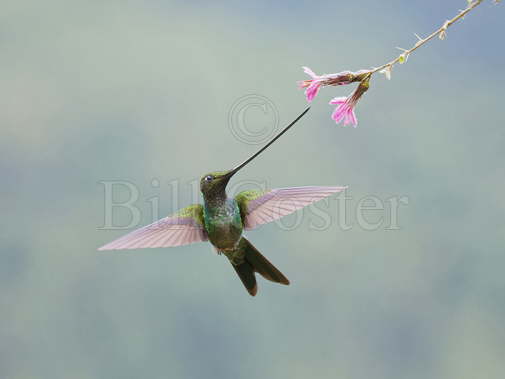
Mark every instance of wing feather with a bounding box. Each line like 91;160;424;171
98;204;207;251
236;186;346;230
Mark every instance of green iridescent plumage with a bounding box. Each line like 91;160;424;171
196;168;291;296
172;204;205;226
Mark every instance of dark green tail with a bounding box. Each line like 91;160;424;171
232;237;289;296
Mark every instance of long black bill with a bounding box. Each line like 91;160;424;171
225;106;310;178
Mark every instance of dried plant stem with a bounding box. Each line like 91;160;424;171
370;0;485;76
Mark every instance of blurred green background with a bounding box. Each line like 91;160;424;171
1;1;504;378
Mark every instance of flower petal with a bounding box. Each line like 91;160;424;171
331;104;346;123
350;109;358;126
305;83;320;102
302;66;318;79
330;97;358;127
297;80;311;89
329;96;347;105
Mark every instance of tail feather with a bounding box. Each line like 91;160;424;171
230;237;289;296
232;261;257;296
243;238;290;285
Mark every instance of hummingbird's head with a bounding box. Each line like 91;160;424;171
199;170;234;197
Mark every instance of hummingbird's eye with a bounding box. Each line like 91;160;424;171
204;175;213;182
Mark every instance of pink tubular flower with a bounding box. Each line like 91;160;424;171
329;77;370;127
298;66;356;102
298;67;323;102
330;97;358;126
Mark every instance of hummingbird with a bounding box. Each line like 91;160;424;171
98;107;346;296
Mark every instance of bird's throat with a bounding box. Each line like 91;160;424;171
201;180;229;208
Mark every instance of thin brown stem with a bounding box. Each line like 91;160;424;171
370;0;486;76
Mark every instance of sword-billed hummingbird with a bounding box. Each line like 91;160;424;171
99;107;346;296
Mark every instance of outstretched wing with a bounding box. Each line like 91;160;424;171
98;204;207;251
236;186;346;230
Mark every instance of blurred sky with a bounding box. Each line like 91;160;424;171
1;1;504;378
